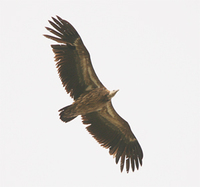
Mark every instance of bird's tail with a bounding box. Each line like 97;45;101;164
59;105;77;123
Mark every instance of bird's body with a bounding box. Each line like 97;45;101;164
59;88;118;121
44;16;143;172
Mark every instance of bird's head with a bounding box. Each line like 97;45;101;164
108;89;119;99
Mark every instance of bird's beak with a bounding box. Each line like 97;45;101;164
110;89;119;98
115;89;119;94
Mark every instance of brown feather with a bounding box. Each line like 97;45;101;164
44;16;143;172
44;16;104;99
82;102;143;172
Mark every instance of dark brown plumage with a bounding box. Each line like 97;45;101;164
44;16;143;172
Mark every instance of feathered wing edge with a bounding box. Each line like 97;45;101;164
82;107;143;172
44;16;105;100
44;15;80;45
44;16;87;99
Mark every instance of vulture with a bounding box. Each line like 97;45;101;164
44;16;143;173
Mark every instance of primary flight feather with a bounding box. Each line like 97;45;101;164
44;16;143;172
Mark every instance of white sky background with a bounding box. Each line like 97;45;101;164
0;0;199;186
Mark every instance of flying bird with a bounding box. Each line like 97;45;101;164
44;16;143;173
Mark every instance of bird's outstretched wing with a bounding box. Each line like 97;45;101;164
82;101;143;172
44;16;104;100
